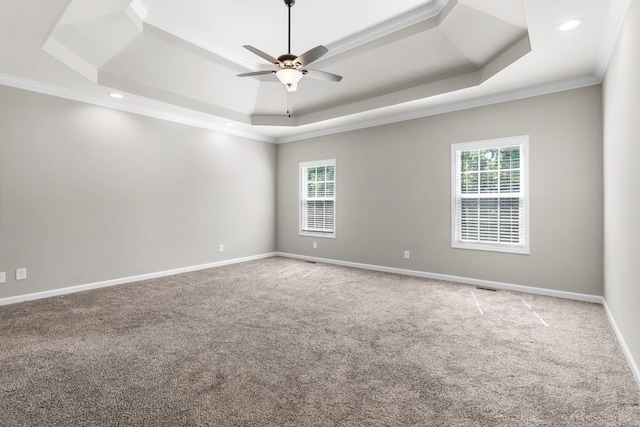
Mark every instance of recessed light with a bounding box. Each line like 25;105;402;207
557;19;582;32
109;93;124;99
225;122;234;126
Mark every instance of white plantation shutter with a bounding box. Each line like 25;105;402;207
300;160;336;237
451;137;529;254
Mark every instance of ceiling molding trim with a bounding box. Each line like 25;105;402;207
97;71;250;123
0;72;601;146
131;0;448;71
292;71;481;127
323;0;449;60
131;1;258;71
594;0;632;80
126;1;146;31
129;0;149;21
275;74;600;144
0;73;274;144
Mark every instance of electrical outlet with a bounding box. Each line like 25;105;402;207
16;268;27;280
313;241;317;249
404;250;410;259
219;244;224;252
0;272;5;283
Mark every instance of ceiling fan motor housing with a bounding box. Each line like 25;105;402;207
277;53;300;68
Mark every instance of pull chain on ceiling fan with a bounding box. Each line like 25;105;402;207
237;0;343;93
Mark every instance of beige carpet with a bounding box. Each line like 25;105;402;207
1;257;639;426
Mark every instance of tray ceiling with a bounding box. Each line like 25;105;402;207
0;0;618;142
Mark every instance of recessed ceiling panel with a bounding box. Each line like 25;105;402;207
248;0;529;122
50;13;141;68
38;0;531;127
458;0;527;29
140;0;437;66
283;27;475;116
9;0;610;141
57;0;133;26
439;3;527;65
101;34;259;117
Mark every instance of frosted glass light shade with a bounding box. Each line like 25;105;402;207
276;68;303;91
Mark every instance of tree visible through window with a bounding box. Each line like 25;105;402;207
451;137;529;254
300;159;336;237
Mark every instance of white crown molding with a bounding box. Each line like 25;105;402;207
0;70;599;146
594;0;632;80
323;0;448;60
275;74;600;143
130;0;448;71
129;0;149;21
0;72;275;143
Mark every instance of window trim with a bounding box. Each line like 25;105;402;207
299;159;336;239
451;136;530;254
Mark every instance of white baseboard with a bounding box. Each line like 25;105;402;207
275;252;604;304
0;249;603;307
603;301;640;390
0;252;276;307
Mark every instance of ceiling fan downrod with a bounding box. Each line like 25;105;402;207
277;0;298;69
285;0;295;54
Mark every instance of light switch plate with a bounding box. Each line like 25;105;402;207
16;268;27;280
0;272;5;283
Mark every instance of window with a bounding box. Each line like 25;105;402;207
451;136;529;254
300;159;336;238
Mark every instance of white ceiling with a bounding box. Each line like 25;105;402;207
0;0;623;142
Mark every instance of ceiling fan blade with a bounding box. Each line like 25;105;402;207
295;45;328;67
303;69;343;82
243;45;282;66
237;70;276;77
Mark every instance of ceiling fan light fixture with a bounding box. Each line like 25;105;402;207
276;68;303;91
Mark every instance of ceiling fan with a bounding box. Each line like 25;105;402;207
237;0;343;92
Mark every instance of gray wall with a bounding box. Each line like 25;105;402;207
277;86;603;296
603;0;640;378
0;86;276;299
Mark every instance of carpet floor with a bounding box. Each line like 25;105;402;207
1;257;639;426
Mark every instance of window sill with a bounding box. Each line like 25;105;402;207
300;231;336;239
452;242;529;255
